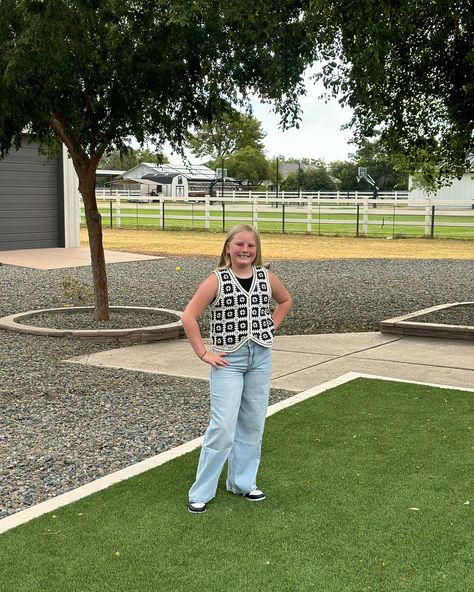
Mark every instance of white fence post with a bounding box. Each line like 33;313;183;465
159;199;164;230
205;194;210;230
362;198;369;236
306;195;313;233
424;203;432;237
115;195;121;228
252;194;259;229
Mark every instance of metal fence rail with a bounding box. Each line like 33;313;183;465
82;192;474;239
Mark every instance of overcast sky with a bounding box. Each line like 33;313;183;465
166;68;355;165
250;91;354;163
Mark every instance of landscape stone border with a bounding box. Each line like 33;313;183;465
380;302;474;340
0;306;184;344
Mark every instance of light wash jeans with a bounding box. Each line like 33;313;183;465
189;341;272;503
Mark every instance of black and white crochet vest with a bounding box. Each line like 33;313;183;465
210;266;274;352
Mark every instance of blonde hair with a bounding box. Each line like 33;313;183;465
217;224;263;269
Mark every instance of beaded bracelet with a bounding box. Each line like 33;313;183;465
199;351;207;360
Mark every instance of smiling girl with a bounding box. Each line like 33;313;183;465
181;224;292;513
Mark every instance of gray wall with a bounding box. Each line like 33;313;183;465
0;142;63;250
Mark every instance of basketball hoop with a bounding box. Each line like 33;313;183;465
357;166;367;182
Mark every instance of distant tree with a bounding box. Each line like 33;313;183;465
280;157;325;166
328;138;409;191
280;172;302;192
329;160;359;191
221;147;270;187
351;139;409;191
0;1;316;319
189;110;266;160
282;165;336;191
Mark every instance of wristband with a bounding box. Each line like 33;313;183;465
199;351;207;360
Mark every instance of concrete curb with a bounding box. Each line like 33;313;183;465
0;306;185;343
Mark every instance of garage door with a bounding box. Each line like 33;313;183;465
0;142;63;250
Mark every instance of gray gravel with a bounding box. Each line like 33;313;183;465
413;303;474;325
1;256;473;519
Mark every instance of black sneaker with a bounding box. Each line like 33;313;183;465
188;501;207;513
243;489;266;502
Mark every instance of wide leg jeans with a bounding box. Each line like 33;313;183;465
188;341;272;503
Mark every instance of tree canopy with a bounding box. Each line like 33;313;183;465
0;0;314;162
220;146;270;187
188;110;266;160
282;164;336;191
0;0;317;318
315;0;474;187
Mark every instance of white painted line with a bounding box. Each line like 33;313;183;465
353;372;474;393
1;371;473;535
266;372;360;417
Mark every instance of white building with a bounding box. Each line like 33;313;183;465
119;163;215;198
409;157;474;207
118;162;240;198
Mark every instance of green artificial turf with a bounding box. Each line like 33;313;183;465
2;378;473;591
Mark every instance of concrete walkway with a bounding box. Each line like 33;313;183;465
0;247;162;269
68;331;474;391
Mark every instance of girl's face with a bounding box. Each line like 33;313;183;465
226;231;257;269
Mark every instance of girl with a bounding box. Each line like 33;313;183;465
181;224;292;513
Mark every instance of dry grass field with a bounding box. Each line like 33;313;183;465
81;227;474;260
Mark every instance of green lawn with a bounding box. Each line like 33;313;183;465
84;204;474;239
2;378;474;591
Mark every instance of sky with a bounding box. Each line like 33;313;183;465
250;90;354;163
166;69;355;165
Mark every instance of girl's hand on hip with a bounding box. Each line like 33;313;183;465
201;351;228;368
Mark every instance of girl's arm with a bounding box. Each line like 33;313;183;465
181;274;228;368
269;271;293;331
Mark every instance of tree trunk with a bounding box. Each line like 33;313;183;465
79;170;110;321
48;116;109;320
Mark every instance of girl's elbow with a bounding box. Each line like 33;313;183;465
180;311;194;329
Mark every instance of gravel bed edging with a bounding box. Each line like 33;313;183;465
380;301;474;339
0;306;184;343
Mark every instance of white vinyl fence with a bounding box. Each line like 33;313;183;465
83;190;474;239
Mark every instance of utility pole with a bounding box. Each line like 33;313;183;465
298;161;301;200
221;157;225;198
276;157;279;201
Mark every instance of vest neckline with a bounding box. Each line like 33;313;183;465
227;266;257;295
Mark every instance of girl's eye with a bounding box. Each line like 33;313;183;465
233;241;255;248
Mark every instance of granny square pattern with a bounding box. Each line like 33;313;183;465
210;266;274;351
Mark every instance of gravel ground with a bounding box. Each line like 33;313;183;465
1;256;473;518
413;303;474;325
